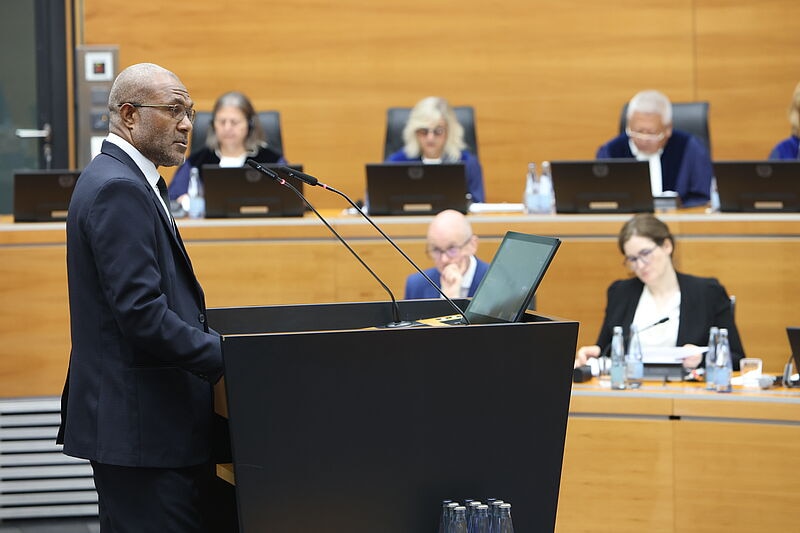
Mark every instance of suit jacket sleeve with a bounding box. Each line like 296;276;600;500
84;176;222;380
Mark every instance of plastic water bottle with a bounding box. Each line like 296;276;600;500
610;326;627;390
187;167;205;218
523;162;539;214
626;324;644;389
715;328;733;393
704;326;719;390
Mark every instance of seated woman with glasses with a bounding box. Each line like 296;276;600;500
575;213;745;371
385;96;485;203
168;91;286;206
596;90;713;207
404;209;489;299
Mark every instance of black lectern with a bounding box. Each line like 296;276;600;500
208;299;577;533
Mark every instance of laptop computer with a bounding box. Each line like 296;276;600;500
714;161;800;212
202;164;305;218
417;231;561;326
365;162;469;215
13;169;81;222
550;159;655;214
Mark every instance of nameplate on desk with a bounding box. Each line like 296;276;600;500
239;205;269;215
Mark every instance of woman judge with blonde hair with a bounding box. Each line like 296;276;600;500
385;96;485;203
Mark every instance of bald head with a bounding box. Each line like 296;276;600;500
428;209;472;243
108;63;179;131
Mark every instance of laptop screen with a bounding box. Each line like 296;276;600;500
464;231;561;324
202;164;305;218
365;162;469;215
714;161;800;212
14;169;81;222
550;159;654;214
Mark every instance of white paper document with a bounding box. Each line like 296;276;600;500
642;346;708;364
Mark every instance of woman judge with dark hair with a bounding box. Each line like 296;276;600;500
575;213;745;370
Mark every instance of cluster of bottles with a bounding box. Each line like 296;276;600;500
609;324;644;390
704;326;733;392
523;161;555;214
186;167;205;218
438;498;514;533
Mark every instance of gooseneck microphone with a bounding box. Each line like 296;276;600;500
278;166;470;325
600;316;670;358
246;159;412;328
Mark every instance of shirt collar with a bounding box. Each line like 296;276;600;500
106;132;162;188
461;255;478;292
628;138;664;161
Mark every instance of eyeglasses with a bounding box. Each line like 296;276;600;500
622;245;658;268
625;127;665;142
126;103;196;123
427;236;472;259
416;127;447;137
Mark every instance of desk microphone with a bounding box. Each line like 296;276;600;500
599;316;670;358
246;159;412;328
278;166;470;325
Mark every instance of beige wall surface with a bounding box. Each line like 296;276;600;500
80;0;800;208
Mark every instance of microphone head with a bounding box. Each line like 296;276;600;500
282;166;318;186
246;159;280;180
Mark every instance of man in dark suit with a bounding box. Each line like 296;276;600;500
404;209;489;299
57;63;224;532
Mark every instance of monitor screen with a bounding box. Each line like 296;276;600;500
14;169;81;222
464;231;561;324
202;164;305;218
550;159;654;214
714;161;800;212
365;162;469;215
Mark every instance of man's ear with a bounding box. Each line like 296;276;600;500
117;103;137;129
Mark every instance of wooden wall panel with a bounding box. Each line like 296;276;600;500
78;0;750;209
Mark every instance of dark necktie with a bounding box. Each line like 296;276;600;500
156;177;176;234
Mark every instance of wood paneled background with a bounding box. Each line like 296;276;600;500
80;0;800;207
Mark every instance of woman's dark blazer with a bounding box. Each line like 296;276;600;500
595;272;745;369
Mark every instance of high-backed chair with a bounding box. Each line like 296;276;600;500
619;101;711;155
190;110;284;155
383;106;478;160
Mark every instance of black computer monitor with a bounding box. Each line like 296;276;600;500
550;159;654;214
201;164;305;218
714;161;800;212
13;169;81;222
365;162;469;215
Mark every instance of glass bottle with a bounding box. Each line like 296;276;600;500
187;166;205;219
715;328;733;392
468;504;490;533
610;325;627;390
495;503;514;533
523;162;539;214
449;506;468;533
626;324;644;389
439;501;458;533
538;160;555;214
704;326;719;390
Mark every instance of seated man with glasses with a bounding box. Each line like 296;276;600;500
404;209;489;300
596;90;713;207
385;96;485;203
575;213;745;371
